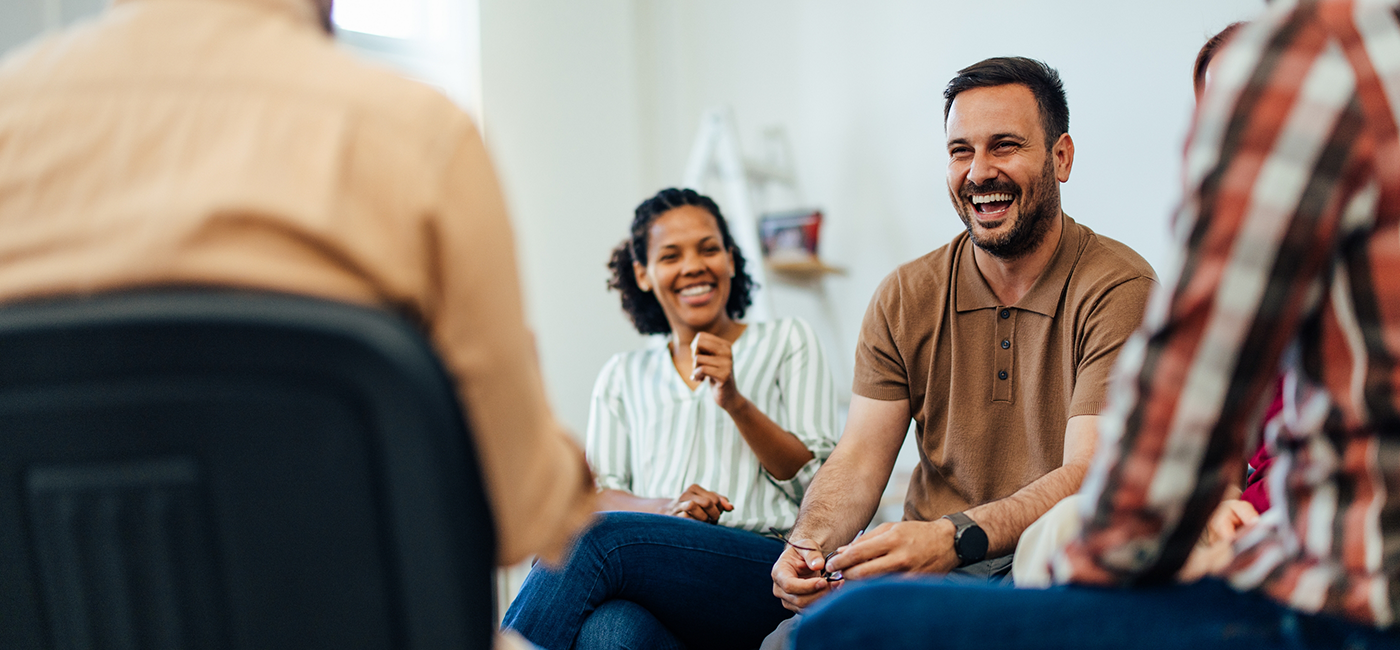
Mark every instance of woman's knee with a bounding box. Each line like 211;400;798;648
576;600;683;650
569;511;694;557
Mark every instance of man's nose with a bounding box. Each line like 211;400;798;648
967;150;998;186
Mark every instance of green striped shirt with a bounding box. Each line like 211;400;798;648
586;318;839;533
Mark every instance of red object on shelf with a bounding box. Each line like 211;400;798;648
759;208;823;260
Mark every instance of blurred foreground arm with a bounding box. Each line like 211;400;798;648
429;118;595;566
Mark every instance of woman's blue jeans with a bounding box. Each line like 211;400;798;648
502;512;792;650
792;576;1400;649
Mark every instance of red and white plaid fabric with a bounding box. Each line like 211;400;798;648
1056;0;1400;628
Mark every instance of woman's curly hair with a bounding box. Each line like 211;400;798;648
608;188;756;335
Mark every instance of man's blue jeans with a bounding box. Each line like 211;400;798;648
792;576;1400;649
502;512;792;650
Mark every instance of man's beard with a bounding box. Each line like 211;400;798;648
950;157;1060;261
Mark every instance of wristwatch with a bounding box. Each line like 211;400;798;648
941;512;988;567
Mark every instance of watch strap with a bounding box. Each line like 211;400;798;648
943;511;974;529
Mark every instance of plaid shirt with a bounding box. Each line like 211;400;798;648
1055;0;1400;627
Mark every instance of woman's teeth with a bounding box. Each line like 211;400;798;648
679;284;714;297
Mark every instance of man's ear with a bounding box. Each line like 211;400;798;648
633;262;651;292
1053;133;1075;183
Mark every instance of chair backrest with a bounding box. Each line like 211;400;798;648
0;290;496;650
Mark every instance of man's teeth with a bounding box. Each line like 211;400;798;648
971;193;1014;204
679;284;714;297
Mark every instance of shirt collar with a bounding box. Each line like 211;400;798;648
112;0;321;29
954;213;1083;317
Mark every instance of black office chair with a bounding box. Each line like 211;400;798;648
0;290;496;650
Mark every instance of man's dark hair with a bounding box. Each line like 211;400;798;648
607;187;756;335
943;57;1069;148
1194;23;1246;97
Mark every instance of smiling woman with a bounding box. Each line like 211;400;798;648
607;188;756;338
501;188;841;650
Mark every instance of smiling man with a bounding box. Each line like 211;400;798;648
766;57;1156;642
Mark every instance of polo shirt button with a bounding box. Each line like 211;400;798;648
999;309;1010;319
998;370;1008;380
1001;339;1010;349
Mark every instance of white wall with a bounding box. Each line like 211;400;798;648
479;0;652;436
483;0;1262;436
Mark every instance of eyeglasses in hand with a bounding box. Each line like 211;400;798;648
768;527;864;582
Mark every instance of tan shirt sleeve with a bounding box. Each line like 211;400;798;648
1067;276;1156;418
853;272;912;402
425;117;595;566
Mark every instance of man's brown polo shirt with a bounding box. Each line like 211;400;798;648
854;215;1156;521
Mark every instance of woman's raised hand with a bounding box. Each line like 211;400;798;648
666;483;734;524
691;332;745;412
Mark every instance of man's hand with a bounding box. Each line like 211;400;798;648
666;483;733;524
1177;499;1259;582
824;519;960;580
771;541;834;612
1201;499;1259;547
767;395;911;612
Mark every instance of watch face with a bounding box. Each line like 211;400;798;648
958;525;989;563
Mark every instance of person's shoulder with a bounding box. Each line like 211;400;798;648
167;5;476;156
592;341;666;394
605;340;669;370
873;234;964;304
756;317;819;347
0;22;79;83
0;5;149;89
1069;220;1158;288
6;2;475;150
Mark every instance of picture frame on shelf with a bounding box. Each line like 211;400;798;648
759;208;823;264
758;208;844;277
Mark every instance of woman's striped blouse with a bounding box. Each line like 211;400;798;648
586;318;839;533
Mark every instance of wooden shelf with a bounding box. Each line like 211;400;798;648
766;258;846;277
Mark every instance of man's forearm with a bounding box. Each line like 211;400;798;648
966;458;1089;556
790;395;909;550
791;446;892;549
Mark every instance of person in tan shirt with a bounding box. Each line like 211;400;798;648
768;57;1156;636
0;0;594;573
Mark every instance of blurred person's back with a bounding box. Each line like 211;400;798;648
0;0;454;308
0;0;595;569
